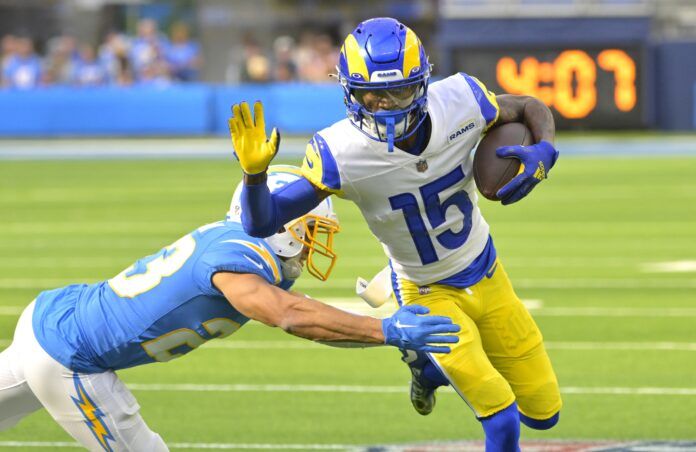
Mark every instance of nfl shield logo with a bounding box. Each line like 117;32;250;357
416;159;428;172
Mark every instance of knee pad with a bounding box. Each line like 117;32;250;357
520;411;560;430
480;402;520;452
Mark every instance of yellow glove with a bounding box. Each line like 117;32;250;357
228;101;280;175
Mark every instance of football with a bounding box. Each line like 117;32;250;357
473;122;533;201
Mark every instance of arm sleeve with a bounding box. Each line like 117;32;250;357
241;176;321;238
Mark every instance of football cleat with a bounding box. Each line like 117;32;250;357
410;368;436;415
401;349;436;415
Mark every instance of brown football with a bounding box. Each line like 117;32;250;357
473;122;533;201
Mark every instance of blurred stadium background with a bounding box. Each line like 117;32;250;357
1;0;695;450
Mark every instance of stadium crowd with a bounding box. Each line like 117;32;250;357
1;19;201;89
1;18;340;89
238;32;339;83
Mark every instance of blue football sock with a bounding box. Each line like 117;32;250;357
480;402;520;452
519;411;559;430
422;360;449;388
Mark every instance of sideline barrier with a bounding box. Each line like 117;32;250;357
0;83;346;137
212;83;344;135
1;62;695;137
0;85;214;136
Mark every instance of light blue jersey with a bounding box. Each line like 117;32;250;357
32;221;291;373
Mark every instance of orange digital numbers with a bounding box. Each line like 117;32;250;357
597;49;637;112
495;49;637;119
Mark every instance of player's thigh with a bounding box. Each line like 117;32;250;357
18;308;167;451
476;260;562;419
0;301;44;430
398;280;515;418
0;344;42;430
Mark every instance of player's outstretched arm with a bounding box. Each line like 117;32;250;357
240;175;327;237
212;272;460;353
493;94;559;205
228;100;330;237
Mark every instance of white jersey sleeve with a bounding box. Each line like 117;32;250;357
305;73;500;285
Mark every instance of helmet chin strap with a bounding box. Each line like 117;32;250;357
385;116;395;153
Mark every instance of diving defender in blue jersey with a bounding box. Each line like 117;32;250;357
0;167;459;452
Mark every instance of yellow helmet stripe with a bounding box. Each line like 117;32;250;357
342;34;369;80
227;240;281;284
402;28;421;77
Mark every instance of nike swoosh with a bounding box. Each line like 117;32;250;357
395;320;417;329
243;255;264;270
305;156;314;169
486;262;498;279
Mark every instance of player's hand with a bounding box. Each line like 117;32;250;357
382;305;460;354
495;140;559;205
228;101;280;175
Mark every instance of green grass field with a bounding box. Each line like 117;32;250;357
0;154;695;450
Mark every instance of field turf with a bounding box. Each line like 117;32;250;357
0;154;695;450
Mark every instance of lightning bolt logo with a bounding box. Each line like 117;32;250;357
71;373;115;451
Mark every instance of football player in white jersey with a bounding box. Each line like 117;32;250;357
0;167;459;451
230;18;561;451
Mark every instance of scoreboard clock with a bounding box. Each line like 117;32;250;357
453;47;646;129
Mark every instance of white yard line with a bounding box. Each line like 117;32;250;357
0;256;668;268
643;260;696;273
123;383;696;396
3;302;696;319
3;338;696;352
0;441;351;450
2;277;695;290
201;340;696;352
0;306;24;315
544;342;696;351
531;307;696;317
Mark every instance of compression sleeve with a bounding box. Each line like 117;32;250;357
241;176;322;238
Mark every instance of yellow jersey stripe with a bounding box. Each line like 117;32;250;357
469;75;500;131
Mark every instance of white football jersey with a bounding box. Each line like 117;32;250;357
302;73;500;285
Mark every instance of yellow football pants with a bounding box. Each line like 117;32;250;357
395;259;562;419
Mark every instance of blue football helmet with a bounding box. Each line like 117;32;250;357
337;18;431;152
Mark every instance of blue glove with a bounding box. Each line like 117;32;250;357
382;305;460;354
495;140;559;205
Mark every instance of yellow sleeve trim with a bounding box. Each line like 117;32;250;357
301;142;345;198
226;239;281;284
